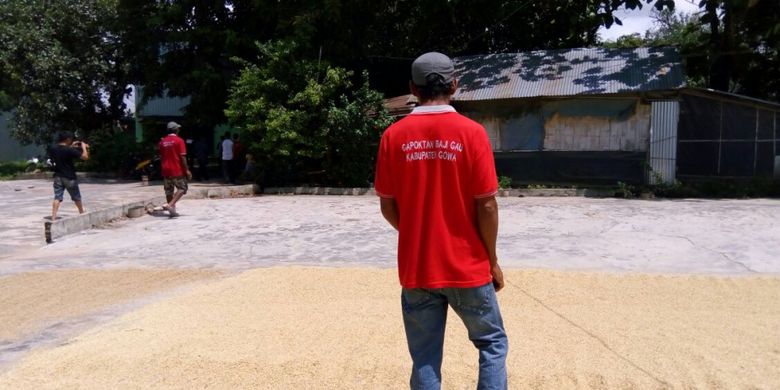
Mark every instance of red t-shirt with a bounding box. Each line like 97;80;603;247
159;133;187;177
375;105;498;289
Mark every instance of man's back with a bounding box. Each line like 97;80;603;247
193;139;208;160
376;52;507;390
375;107;498;289
222;139;234;160
159;134;186;178
49;144;82;180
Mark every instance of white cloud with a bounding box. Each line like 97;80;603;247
598;0;701;41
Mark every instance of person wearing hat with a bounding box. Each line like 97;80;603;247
375;52;508;389
49;130;90;221
158;121;191;217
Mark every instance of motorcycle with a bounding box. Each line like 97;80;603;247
130;155;161;181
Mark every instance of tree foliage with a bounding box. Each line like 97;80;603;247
602;8;709;86
602;0;780;100
1;0;683;147
4;0;778;155
82;127;148;175
225;41;392;186
121;0;680;126
0;0;127;145
116;0;273;130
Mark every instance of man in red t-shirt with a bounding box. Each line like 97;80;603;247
158;121;191;217
375;52;508;389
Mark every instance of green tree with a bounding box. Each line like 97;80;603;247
225;41;392;186
701;0;780;100
277;0;676;58
118;0;267;130
0;0;127;145
603;33;648;48
649;8;709;86
601;9;709;86
122;0;680;120
601;1;780;101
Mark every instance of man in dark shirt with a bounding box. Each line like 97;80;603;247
193;137;210;181
49;131;89;221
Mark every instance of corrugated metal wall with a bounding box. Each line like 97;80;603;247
648;101;679;184
459;98;652;153
457;98;653;184
544;102;650;152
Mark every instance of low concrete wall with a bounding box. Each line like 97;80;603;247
44;183;611;243
190;184;259;199
264;187;614;198
264;187;376;196
44;184;258;243
511;188;614;197
16;172;127;181
14;172;53;180
45;197;166;243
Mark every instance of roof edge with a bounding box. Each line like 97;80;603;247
681;88;780;110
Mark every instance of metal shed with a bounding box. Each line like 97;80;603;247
443;46;686;184
385;46;780;185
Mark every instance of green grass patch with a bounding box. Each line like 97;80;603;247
0;160;29;179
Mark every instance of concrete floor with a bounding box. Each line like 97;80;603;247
2;192;779;276
0;179;234;259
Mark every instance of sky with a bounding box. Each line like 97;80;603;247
598;0;702;41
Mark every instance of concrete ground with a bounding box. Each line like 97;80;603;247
0;178;236;259
3;194;779;276
1;185;779;387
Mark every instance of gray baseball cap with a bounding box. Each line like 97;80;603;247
167;121;182;131
411;52;454;86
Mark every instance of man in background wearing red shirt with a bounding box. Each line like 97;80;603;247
159;121;191;218
375;52;508;390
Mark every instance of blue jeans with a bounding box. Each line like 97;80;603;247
401;282;508;390
53;176;81;201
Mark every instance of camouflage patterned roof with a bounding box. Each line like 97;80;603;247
453;46;685;101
